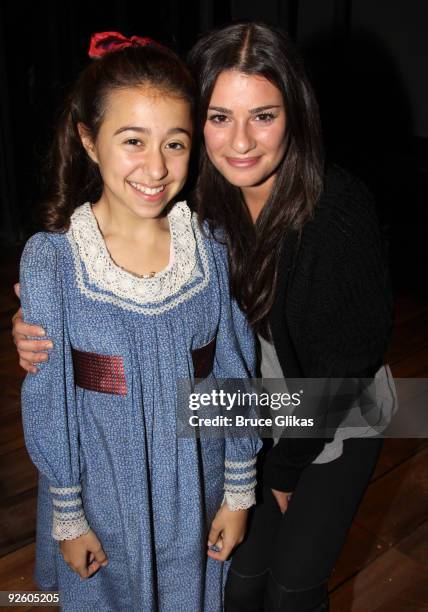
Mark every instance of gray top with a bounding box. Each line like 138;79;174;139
258;334;397;464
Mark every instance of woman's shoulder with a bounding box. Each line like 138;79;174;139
317;164;376;216
322;163;369;196
306;163;381;246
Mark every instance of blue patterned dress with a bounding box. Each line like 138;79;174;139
20;201;259;612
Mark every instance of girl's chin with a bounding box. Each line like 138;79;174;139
120;199;169;221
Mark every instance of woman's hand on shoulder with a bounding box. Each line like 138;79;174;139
207;503;249;562
59;529;108;579
12;283;52;373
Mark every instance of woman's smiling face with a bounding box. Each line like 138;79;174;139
203;70;287;192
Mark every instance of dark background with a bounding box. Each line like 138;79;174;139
1;0;427;292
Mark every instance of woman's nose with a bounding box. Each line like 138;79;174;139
231;122;256;154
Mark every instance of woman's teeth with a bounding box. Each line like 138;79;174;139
129;181;165;195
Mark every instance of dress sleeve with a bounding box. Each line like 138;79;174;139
211;239;261;511
20;233;90;540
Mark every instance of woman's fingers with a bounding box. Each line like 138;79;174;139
16;338;52;351
15;337;52;373
16;338;52;354
18;351;49;365
11;304;47;342
19;359;39;374
13;283;20;298
13;321;47;341
11;300;50;374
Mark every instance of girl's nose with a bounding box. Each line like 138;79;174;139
145;149;168;181
231;122;256;154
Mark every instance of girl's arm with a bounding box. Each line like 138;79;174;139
20;234;107;577
207;238;262;561
215;294;259;513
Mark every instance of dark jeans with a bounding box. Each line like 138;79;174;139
225;437;383;612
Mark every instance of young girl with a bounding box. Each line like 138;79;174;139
18;32;259;611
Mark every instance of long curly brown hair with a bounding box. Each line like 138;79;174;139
188;22;324;337
39;44;195;232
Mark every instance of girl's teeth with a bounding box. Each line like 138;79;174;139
130;182;164;195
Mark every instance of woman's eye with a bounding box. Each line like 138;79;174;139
124;138;142;146
255;113;276;122
208;114;229;124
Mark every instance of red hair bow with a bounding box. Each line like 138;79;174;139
88;31;157;58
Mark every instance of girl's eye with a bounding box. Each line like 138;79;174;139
208;114;229;124
166;141;185;151
254;113;276;122
124;138;142;146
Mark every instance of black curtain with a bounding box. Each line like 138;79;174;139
1;0;426;293
0;0;300;244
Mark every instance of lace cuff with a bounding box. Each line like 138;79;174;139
223;489;256;511
49;485;90;541
223;458;257;511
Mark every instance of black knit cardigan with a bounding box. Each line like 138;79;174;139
263;165;394;492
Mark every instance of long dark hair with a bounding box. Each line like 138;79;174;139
40;44;195;232
188;22;324;337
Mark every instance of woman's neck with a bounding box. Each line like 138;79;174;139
241;174;275;224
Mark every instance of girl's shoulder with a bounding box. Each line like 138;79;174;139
21;231;67;266
24;230;66;247
192;212;227;247
196;218;229;263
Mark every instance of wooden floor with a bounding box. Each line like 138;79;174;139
0;250;427;611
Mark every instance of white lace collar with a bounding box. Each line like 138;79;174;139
67;201;198;305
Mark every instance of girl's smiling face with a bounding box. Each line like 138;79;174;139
203;70;287;194
80;86;192;220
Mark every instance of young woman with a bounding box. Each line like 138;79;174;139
187;23;393;611
15;32;260;611
13;22;393;612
